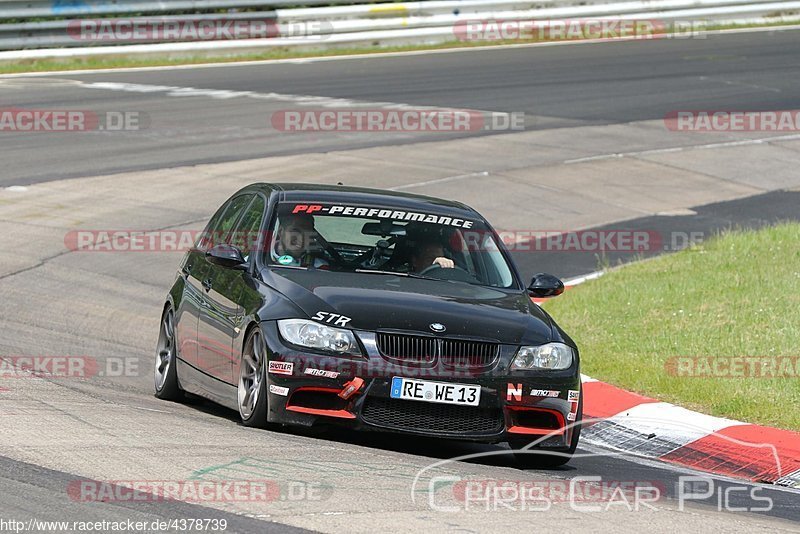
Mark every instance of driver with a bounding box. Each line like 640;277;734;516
410;240;454;273
274;213;330;268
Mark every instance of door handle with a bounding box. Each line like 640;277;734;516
202;278;212;292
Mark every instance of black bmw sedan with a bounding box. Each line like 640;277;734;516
155;183;581;466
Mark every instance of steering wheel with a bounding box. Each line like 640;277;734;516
418;263;447;276
313;234;345;264
351;237;397;268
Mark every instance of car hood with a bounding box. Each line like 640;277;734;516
263;269;554;345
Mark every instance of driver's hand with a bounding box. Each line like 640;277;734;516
432;257;454;269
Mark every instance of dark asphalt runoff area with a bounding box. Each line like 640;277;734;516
0;456;309;534
512;189;800;280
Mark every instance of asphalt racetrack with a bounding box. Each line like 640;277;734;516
1;28;800;533
4;28;800;185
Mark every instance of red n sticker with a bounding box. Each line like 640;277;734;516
507;383;523;401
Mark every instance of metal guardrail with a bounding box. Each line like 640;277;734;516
0;0;374;19
0;0;799;57
0;0;606;50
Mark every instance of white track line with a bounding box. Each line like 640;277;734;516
564;133;800;164
389;171;489;191
564;271;604;286
70;81;510;119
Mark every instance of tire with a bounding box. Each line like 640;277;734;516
154;305;184;401
238;327;269;428
510;394;582;469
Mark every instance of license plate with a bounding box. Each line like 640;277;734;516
390;377;480;406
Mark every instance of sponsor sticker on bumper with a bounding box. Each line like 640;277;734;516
268;361;293;375
269;384;289;396
304;368;340;379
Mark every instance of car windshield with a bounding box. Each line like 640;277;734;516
264;202;517;288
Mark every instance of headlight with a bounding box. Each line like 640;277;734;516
512;343;574;370
277;319;359;354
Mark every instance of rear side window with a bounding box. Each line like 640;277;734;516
196;194;253;252
230;195;266;262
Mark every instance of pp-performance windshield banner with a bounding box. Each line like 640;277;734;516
287;203;476;229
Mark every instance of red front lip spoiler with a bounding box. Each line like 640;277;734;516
505;405;567;435
285;386;358;419
286;406;356;419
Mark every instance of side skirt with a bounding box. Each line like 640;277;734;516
176;358;238;412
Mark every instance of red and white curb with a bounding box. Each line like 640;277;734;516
581;375;800;489
537;271;799;488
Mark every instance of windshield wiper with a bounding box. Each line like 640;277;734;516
270;264;308;270
355;268;407;276
354;269;435;280
357;268;492;288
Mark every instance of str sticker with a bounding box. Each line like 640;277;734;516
312;311;352;327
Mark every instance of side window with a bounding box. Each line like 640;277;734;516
197;194;253;251
195;205;227;252
230;195;266;262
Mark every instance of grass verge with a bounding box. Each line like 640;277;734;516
544;223;800;431
0;20;799;74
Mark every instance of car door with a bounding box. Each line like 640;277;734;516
175;201;231;368
218;194;268;382
196;193;254;383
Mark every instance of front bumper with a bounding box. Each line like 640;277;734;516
261;322;581;447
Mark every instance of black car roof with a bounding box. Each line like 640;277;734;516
240;182;478;216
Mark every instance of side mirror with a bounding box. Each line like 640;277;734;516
206;243;246;269
527;273;564;298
